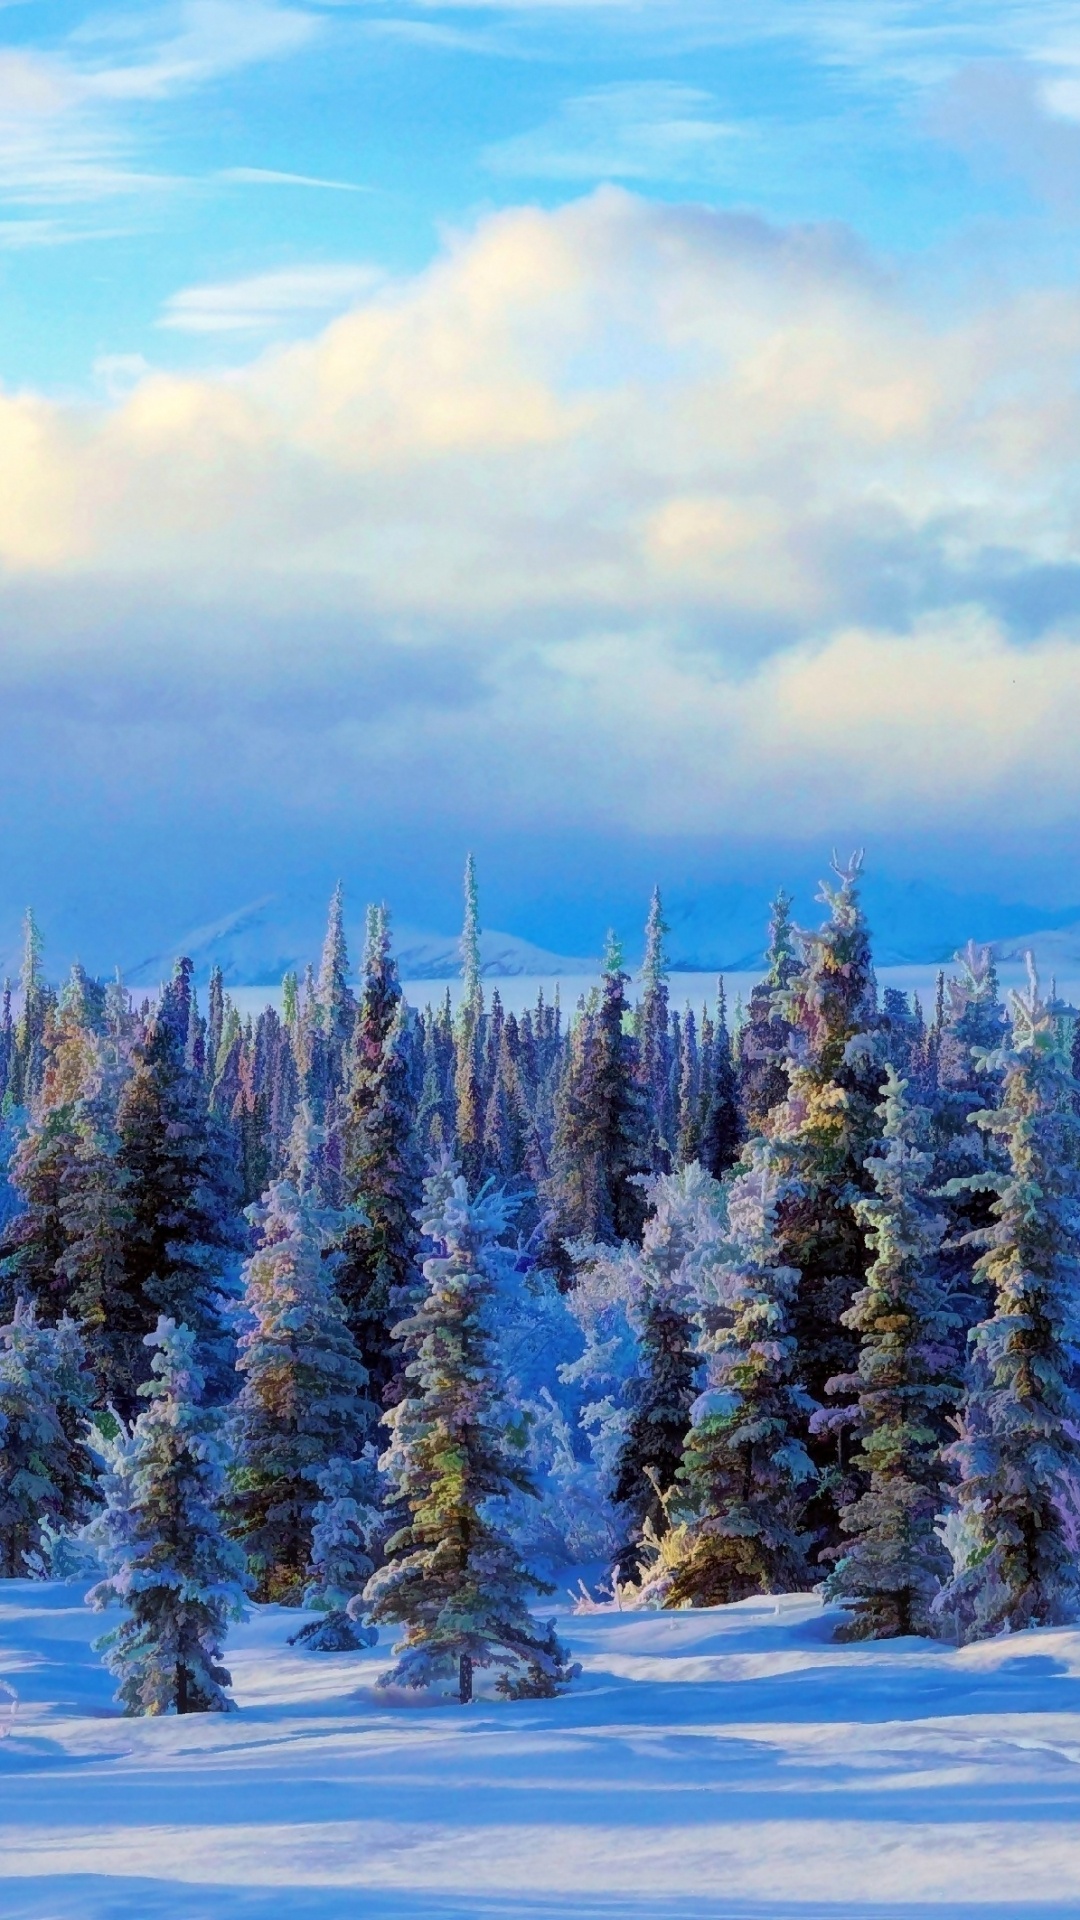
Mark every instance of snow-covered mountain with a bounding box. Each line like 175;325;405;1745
122;895;596;988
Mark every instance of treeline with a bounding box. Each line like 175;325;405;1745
1;852;1079;1711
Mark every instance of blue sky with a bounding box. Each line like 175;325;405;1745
4;1;1080;971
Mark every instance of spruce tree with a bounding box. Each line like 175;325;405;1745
938;967;1080;1642
766;857;883;1544
89;1318;250;1714
547;934;648;1259
111;960;240;1412
824;1066;957;1638
666;1142;816;1608
638;888;673;1172
339;907;422;1403
0;1302;94;1576
364;1166;576;1702
739;890;798;1133
231;1109;374;1601
454;856;485;1186
700;980;742;1180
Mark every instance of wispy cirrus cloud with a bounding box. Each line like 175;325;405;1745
158;262;383;333
484;82;738;182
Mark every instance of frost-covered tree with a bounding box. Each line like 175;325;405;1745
766;857;883;1544
931;943;1007;1340
700;981;743;1181
112;960;241;1412
89;1318;250;1714
739;891;798;1134
231;1109;374;1601
638;888;673;1172
823;1067;957;1639
937;966;1080;1642
364;1167;576;1703
0;1302;94;1576
454;855;485;1185
547;935;648;1261
567;1164;723;1576
339;910;422;1404
666;1143;816;1608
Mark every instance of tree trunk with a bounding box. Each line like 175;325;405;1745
458;1652;473;1705
176;1662;190;1715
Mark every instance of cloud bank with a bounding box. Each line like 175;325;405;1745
2;187;1079;857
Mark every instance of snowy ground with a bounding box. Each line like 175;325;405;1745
3;1583;1080;1919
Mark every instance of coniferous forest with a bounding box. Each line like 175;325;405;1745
2;852;1079;1713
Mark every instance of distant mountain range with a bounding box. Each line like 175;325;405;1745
109;890;1080;991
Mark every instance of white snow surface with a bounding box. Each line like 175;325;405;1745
3;1580;1080;1918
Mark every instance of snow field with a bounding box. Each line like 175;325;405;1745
3;1583;1080;1917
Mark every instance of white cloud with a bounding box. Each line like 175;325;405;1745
159;263;383;333
219;167;369;192
484;82;738;182
5;188;1080;840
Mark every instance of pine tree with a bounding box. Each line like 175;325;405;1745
339;907;423;1404
0;1302;94;1576
231;1109;374;1601
937;966;1080;1642
547;934;648;1260
739;891;798;1133
823;1066;957;1639
316;882;356;1062
89;1318;250;1714
766;857;883;1545
638;888;673;1172
8;909;53;1113
666;1142;816;1608
454;856;485;1185
364;1166;576;1702
700;980;743;1180
110;960;241;1413
932;943;1007;1340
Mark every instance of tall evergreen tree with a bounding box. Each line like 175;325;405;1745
364;1166;576;1703
700;980;743;1180
110;959;240;1413
938;967;1080;1642
739;890;798;1133
454;855;485;1185
338;907;422;1404
823;1066;957;1639
89;1318;250;1714
766;857;883;1545
547;934;648;1261
638;888;673;1172
666;1142;816;1608
231;1109;374;1601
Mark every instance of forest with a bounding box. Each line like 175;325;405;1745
1;850;1077;1712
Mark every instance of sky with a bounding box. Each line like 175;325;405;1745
4;1;1080;971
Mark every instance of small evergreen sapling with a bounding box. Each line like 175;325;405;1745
937;966;1080;1642
823;1066;957;1639
666;1143;816;1608
89;1318;250;1715
364;1166;577;1703
288;1453;381;1652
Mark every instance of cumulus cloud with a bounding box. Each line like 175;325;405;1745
3;186;1080;844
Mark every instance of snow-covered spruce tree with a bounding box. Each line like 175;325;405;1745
338;909;423;1404
454;854;486;1187
364;1166;576;1703
766;857;883;1546
567;1164;723;1577
111;959;242;1413
739;891;798;1135
665;1142;816;1609
231;1108;375;1602
638;888;673;1173
546;934;649;1265
89;1317;250;1714
936;966;1080;1643
931;944;1007;1343
822;1066;957;1639
0;1302;94;1576
287;1453;383;1651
